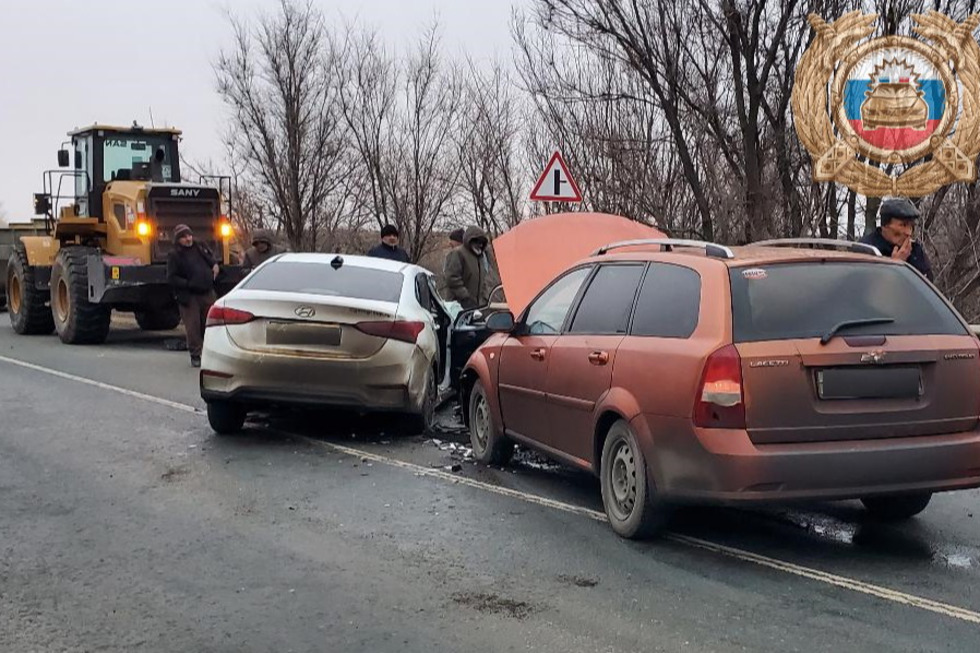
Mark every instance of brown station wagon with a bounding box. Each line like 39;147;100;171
459;238;980;539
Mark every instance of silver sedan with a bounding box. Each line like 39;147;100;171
200;253;453;434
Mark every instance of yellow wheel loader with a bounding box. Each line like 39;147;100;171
0;124;245;344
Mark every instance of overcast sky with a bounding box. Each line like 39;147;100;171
0;0;525;221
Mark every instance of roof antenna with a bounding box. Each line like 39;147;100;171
148;107;155;128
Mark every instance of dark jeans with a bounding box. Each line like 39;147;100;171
178;291;216;358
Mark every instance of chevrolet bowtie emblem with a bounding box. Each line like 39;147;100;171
861;350;887;364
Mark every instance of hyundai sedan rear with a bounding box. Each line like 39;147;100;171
200;254;445;434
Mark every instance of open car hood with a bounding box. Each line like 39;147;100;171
492;213;665;315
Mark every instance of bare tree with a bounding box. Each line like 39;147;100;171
340;26;464;261
215;0;350;251
456;61;528;235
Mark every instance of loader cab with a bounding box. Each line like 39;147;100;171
63;125;182;219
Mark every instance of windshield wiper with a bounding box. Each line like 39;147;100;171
820;317;895;345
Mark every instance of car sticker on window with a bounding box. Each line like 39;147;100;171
742;268;768;280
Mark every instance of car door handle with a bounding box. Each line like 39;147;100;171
588;351;609;365
530;348;546;361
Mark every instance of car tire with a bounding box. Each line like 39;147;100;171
6;246;55;335
600;420;667;539
207;401;247;435
861;492;932;520
50;246;110;344
405;368;438;435
468;380;513;465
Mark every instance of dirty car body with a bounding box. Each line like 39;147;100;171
200;254;453;431
460;239;980;538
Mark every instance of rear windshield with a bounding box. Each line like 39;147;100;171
241;262;403;303
729;262;967;343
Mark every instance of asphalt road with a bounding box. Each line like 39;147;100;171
2;315;980;652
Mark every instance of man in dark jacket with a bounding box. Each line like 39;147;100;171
444;226;502;310
167;224;219;367
860;197;934;280
242;228;283;272
367;224;410;263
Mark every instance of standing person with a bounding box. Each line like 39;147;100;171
438;228;466;301
860;197;934;280
367;224;410;263
444;226;502;310
167;224;219;368
242;228;283;272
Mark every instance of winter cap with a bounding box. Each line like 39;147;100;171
381;224;399;238
251;228;274;245
879;198;920;223
174;224;193;242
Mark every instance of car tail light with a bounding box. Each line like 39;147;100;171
355;320;424;344
206;305;255;328
693;344;746;429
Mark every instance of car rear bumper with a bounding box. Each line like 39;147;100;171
200;326;430;413
639;416;980;503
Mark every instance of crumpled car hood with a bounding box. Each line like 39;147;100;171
492;212;665;315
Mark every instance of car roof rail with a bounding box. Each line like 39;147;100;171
748;238;882;257
592;238;735;260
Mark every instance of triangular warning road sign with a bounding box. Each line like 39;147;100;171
529;151;583;202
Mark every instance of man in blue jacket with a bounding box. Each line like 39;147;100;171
367;224;410;263
860;198;934;280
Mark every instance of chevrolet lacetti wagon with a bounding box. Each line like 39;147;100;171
459;238;980;539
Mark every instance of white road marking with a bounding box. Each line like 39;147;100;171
3;353;980;626
0;354;199;414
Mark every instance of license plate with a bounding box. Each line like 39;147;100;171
265;321;341;347
817;367;922;400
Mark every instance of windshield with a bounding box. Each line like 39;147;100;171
729;262;967;343
241;262;403;303
103;134;178;182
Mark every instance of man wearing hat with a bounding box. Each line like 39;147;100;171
166;224;220;367
367;224;410;263
860;197;934;280
242;228;284;272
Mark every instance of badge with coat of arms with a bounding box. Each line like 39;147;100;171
793;11;980;197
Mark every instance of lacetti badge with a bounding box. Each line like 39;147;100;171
793;10;980;197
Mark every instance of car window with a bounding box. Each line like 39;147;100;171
729;262;967;343
524;267;592;335
631;263;701;338
416;273;433;310
241;261;403;303
569;265;645;334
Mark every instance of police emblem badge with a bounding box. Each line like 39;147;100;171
793;11;980;197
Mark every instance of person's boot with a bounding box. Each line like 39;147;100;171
191;355;201;368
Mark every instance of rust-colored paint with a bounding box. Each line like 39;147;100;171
477;243;980;506
492;213;664;316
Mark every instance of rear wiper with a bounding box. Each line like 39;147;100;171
820;317;895;345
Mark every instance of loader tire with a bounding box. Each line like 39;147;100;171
50;246;110;345
135;304;181;331
6;246;54;335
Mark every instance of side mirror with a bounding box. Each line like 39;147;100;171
58;149;70;167
486;311;516;333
